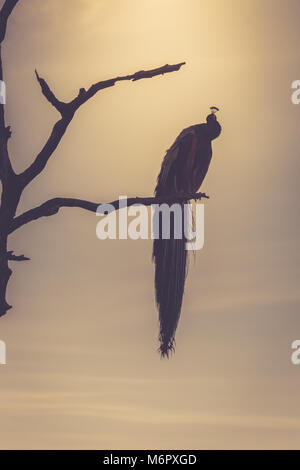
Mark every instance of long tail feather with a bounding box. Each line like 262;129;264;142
152;202;188;357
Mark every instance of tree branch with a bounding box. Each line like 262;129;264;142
69;62;186;110
19;62;185;186
19;117;71;184
34;69;69;116
35;62;186;116
9;191;208;233
7;251;30;261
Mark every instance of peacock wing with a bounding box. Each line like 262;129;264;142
155;126;198;195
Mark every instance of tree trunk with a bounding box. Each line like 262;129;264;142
0;175;22;317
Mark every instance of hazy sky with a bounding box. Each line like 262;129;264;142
0;0;300;449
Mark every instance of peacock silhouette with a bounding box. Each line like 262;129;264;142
153;107;222;357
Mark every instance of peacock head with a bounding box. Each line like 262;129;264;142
206;106;221;140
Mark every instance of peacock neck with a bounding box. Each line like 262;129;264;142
207;121;222;141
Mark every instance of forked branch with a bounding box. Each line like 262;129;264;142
20;62;186;187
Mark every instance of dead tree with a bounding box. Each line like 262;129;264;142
0;0;206;318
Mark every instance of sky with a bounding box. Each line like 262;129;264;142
0;0;300;449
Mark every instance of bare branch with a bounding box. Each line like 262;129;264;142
9;191;208;233
0;0;18;44
20;117;71;184
7;251;30;261
20;61;185;187
69;62;186;110
34;70;69;117
35;62;186;116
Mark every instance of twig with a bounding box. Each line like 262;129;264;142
7;251;30;261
